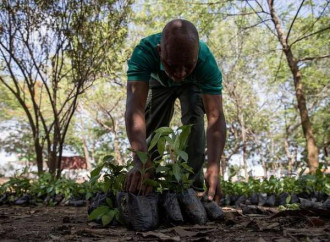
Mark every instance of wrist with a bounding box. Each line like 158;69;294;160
133;156;153;168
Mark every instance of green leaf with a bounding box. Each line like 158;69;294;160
286;195;291;204
164;136;174;145
91;165;103;178
102;210;115;226
148;132;161;151
173;163;181;182
136;151;148;164
106;198;113;207
102;155;114;163
156;165;170;173
181;162;194;173
154;127;173;135
177;125;192;150
47;187;53;193
177;151;188;162
157;137;166;156
102;180;111;193
143;178;158;187
88;206;110;221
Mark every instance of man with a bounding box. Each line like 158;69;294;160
124;19;226;202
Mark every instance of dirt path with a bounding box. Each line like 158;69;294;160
0;205;329;241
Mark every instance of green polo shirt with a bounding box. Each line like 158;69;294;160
127;33;222;95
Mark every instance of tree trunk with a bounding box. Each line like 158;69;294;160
284;135;295;175
113;124;123;165
35;141;43;174
261;157;267;179
239;113;248;181
324;143;328;158
48;151;57;175
268;1;319;173
220;154;227;177
82;134;92;170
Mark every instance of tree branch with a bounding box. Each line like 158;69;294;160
271;51;284;84
291;26;330;46
246;0;278;37
297;54;330;62
291;1;330;45
286;0;306;44
242;19;272;30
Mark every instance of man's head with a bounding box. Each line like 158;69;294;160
157;19;199;82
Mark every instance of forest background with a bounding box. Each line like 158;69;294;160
0;0;329;180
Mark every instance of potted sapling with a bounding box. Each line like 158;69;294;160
116;150;159;231
149;125;208;225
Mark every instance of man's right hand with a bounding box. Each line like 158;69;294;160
124;162;154;195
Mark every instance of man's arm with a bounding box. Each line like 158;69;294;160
202;94;226;202
125;81;153;194
125;81;148;155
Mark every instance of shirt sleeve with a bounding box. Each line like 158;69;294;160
127;43;155;82
196;46;223;95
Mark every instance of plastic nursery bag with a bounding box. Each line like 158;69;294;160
178;188;207;225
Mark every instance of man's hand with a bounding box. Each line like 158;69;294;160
205;164;222;203
124;162;154;195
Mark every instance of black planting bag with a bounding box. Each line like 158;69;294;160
201;195;224;221
116;192;130;226
265;194;277;207
178;188;207;225
160;192;184;225
127;192;159;231
258;193;267;206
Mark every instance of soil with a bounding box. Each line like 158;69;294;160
0;205;329;241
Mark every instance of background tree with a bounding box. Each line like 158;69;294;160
0;0;132;176
242;0;330;173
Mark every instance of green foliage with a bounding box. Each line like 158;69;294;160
0;176;31;198
220;176;262;196
88;201;120;226
0;0;132;175
87;155;129;226
278;203;300;211
150;125;194;193
221;166;330;196
297;165;330;195
0;169;99;204
89;155;128;197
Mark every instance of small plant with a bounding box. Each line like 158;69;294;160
149;125;194;193
88;196;120;226
89;155;128;197
278;203;300;211
87;155;129;226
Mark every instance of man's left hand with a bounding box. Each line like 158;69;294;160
204;164;222;203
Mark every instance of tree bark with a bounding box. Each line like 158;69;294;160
239;112;248;181
268;0;319;173
82;133;92;170
35;141;43;174
220;154;227;177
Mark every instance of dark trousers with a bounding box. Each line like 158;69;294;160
145;78;205;191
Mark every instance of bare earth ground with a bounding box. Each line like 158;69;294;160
0;205;329;242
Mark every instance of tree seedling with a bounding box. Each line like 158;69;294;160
148;125;194;193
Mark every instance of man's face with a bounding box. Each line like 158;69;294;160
157;40;198;82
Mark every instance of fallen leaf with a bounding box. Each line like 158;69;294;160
174;227;200;237
49;234;61;240
137;231;180;241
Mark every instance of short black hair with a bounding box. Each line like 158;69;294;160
161;19;199;49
